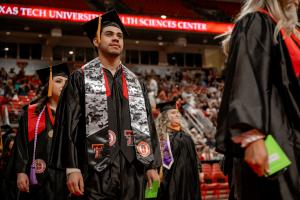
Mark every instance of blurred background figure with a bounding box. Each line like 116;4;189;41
216;0;300;199
14;63;70;200
156;100;201;200
0;125;17;200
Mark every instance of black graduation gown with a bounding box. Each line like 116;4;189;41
0;135;18;200
158;131;200;200
50;67;161;199
216;12;300;200
14;104;67;200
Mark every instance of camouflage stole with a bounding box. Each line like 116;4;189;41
83;58;154;169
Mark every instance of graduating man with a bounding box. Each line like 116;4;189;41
216;0;300;199
50;9;161;200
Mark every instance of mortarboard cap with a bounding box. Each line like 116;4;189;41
156;100;177;113
36;63;70;97
82;9;128;44
36;63;70;85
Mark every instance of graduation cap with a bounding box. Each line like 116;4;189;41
36;63;70;97
82;9;128;45
156;100;177;113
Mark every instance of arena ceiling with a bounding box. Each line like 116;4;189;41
6;0;291;46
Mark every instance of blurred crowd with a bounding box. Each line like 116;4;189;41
0;67;41;100
140;68;225;161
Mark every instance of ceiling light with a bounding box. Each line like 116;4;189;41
69;51;74;55
4;47;9;51
161;15;167;19
51;28;62;37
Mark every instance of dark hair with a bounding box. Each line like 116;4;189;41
34;82;49;115
4;134;15;152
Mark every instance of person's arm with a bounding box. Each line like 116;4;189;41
50;69;85;195
141;82;161;187
231;129;265;148
50;69;85;169
216;13;275;176
142;82;162;170
66;169;84;196
14;108;30;192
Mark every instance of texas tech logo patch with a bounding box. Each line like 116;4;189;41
136;141;151;157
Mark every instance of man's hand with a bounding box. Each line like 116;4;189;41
146;169;160;188
67;172;84;196
17;173;29;192
244;139;269;177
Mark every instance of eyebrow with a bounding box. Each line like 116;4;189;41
103;30;123;35
54;77;66;80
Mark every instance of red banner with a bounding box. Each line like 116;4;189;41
0;4;233;34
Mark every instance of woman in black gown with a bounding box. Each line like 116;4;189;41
14;63;70;200
156;101;201;200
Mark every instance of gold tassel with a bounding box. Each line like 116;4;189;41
96;15;102;43
48;65;52;97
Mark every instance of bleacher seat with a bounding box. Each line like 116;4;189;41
201;163;229;200
122;0;198;18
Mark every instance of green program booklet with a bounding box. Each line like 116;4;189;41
145;180;159;198
264;135;291;177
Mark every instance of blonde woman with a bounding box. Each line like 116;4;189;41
156;101;201;200
216;0;300;199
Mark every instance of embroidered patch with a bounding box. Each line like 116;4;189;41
48;130;53;138
136;141;151;157
92;144;104;159
34;159;46;174
124;130;134;146
108;130;116;146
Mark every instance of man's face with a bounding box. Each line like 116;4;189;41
95;26;124;56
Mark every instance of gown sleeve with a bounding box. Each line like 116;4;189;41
14;108;29;173
50;69;86;170
216;12;275;154
141;81;162;169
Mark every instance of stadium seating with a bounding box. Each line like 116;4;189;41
122;0;198;18
201;162;229;200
